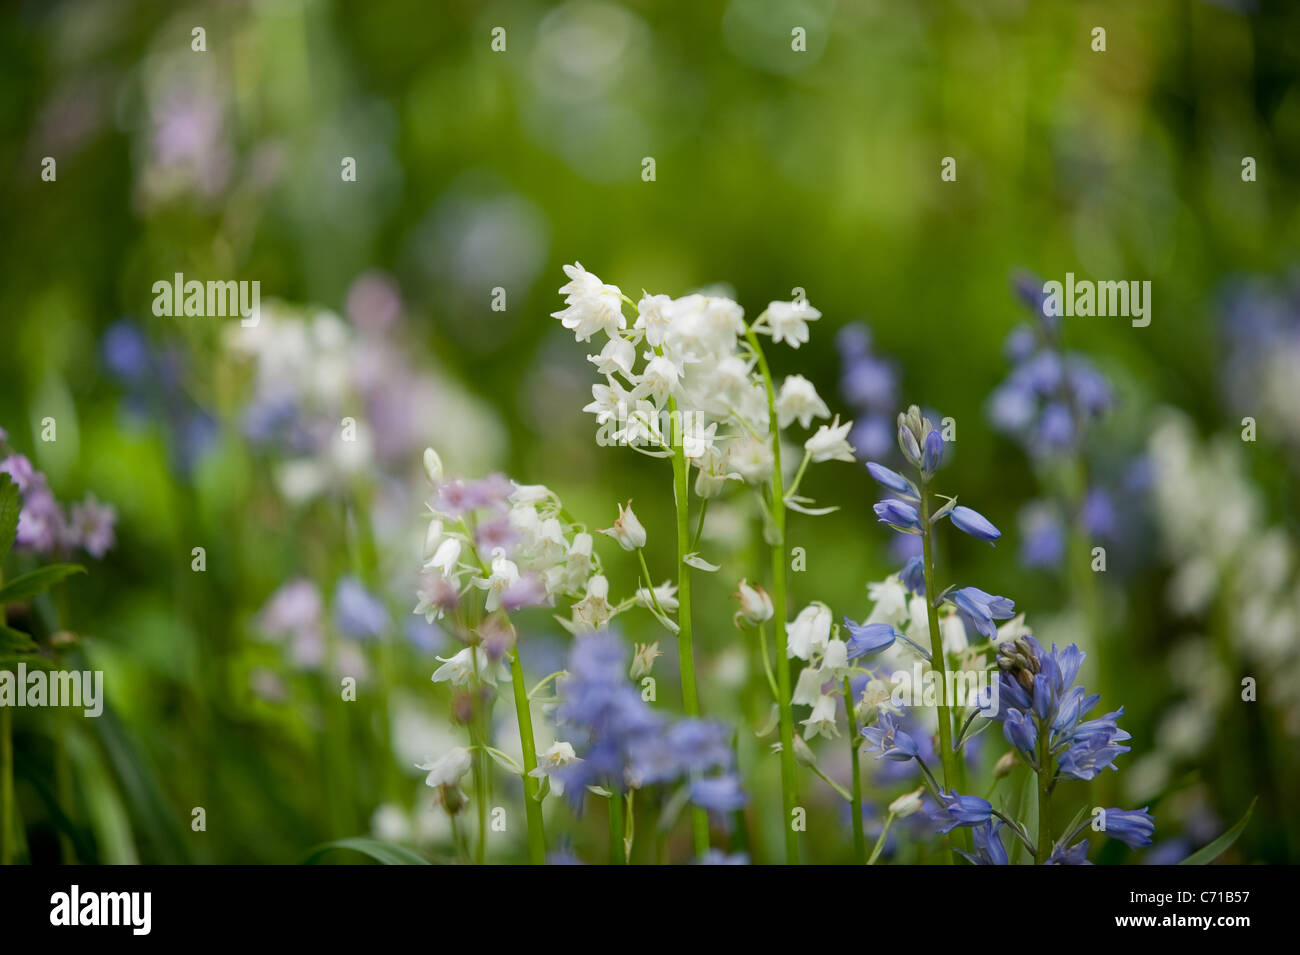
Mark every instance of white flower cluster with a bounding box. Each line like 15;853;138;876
225;303;504;503
552;263;853;497
1129;410;1300;800
786;603;853;740
864;574;968;658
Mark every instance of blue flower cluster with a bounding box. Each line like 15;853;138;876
555;632;744;814
986;271;1114;458
101;319;218;476
994;635;1132;781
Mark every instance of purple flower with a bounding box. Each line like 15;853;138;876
921;430;945;475
861;712;919;762
1102;807;1155;848
65;494;117;558
874;499;922;534
933;790;993;833
947;586;1016;639
1046;840;1092;865
333;576;389;640
844;619;899;659
865;462;919;501
689;774;748;813
899;555;926;595
948;505;1001;543
957;819;1009;865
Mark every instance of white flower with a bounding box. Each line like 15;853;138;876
634;293;675;347
583;380;634;425
733;579;774;627
417;747;472;788
792;665;826;707
905;594;932;649
855;676;899;722
551;262;626;342
636;354;683;406
634;580;679;613
889;788;924;818
866;576;909;628
805;415;855;463
425;536;462;577
693;444;736;498
566;574;615;633
680;419;718;462
787;603;832;660
544;532;596;597
599;500;647;551
801;694;840;740
821;637;849;677
422;519;444;560
612;399;667;449
761;300;821;349
940;608;968;654
472;550;520;611
729;433;775;483
509;482;555;507
529;741;579;796
431;646;508;686
776;374;830;429
588;336;637;378
423;447;444;483
629;642;663;680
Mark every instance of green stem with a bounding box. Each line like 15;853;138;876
691;497;709;550
785;451;812;502
919;483;959;863
844;678;866;864
757;624;780;701
667;394;709;858
1034;724;1053;864
744;327;799;864
608;789;625;865
867;812;894;865
509;648;547;865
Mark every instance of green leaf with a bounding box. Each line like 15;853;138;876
0;563;85;605
304;837;431;865
1178;797;1257;865
0;474;18;568
0;624;38;653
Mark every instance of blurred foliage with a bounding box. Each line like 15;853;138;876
0;0;1297;863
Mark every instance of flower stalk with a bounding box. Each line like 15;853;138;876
744;326;800;865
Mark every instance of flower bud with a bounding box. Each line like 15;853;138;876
994;751;1020;779
921;429;945;477
629;641;662;680
423;447;444;484
889;787;924;818
897;420;922;467
792;735;819;767
733;578;774;627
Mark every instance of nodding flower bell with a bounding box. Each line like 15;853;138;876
948;505;1002;543
599;500;647;551
733;578;774;628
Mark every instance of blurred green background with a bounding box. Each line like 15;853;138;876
1;0;1297;863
